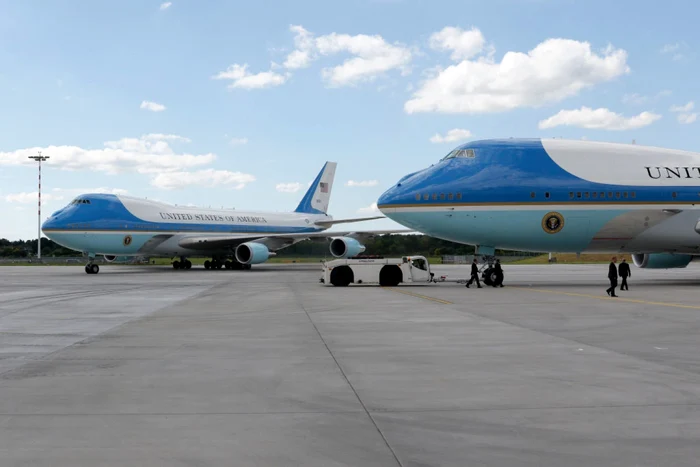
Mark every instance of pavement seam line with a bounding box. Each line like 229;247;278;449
291;286;405;467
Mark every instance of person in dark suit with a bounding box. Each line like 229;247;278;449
606;257;618;297
618;258;631;290
493;259;504;287
466;258;482;288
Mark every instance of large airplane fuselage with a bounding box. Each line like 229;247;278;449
42;194;329;257
378;139;700;256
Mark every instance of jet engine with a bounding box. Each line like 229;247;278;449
103;255;117;262
103;255;131;263
631;253;694;269
329;237;366;258
235;242;272;265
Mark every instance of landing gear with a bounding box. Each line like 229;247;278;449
203;256;250;271
479;255;503;287
173;257;192;270
85;263;99;274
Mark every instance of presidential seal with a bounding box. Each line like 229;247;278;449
542;212;564;234
123;235;133;246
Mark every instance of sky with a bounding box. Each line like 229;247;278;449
0;0;698;240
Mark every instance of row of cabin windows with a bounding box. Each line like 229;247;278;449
415;193;463;201
566;191;637;200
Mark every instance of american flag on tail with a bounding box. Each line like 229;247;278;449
320;182;328;193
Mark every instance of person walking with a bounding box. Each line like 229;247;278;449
466;258;482;288
606;257;618;297
618;258;631;291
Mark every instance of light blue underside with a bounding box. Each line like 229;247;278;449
48;232;161;255
389;209;629;252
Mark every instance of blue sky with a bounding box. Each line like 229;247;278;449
0;0;698;240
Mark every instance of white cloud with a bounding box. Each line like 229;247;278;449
669;101;696;123
405;36;629;114
358;202;379;213
657;89;672;98
669;101;694;112
159;2;172;10
622;93;647;105
212;64;289;89
346;180;379;187
283;25;412;86
52;187;129;197
276;182;303;193
140;100;166;112
429;26;485;61
4;192;64;204
538;107;661;131
151;169;255;190
677;113;698;124
669;101;697;124
661;42;686;61
429;128;473;143
230;137;248;146
0;134;220;188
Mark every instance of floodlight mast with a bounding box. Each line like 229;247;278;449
27;152;50;260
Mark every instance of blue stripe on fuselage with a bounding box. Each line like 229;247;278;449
377;139;700;207
41;194;322;234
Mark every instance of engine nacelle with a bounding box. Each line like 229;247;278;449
103;255;131;263
329;237;366;258
235;242;272;265
632;253;694;269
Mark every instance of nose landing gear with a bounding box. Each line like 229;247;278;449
173;257;192;270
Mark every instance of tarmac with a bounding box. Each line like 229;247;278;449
1;262;700;466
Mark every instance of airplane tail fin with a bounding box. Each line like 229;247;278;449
294;161;337;215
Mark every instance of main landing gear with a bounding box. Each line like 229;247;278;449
173;257;192;270
203;257;251;271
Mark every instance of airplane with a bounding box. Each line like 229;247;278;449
42;161;406;274
377;138;700;280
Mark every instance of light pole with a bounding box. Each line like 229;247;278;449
27;152;50;260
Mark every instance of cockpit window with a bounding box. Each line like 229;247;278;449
70;198;91;205
441;148;475;161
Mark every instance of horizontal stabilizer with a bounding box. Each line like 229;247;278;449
314;216;384;227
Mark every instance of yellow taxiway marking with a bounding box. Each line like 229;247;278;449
512;287;700;310
382;287;453;305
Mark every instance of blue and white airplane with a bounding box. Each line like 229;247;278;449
42;162;402;274
378;138;700;274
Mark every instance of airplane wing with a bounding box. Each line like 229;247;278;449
313;216;384;227
177;229;413;251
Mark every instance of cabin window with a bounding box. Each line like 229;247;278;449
631;192;636;198
432;193;438;201
530;192;536;198
592;192;598;199
440;193;445;200
545;192;550;199
672;192;677;198
577;192;582;199
423;194;429;201
623;192;628;198
569;192;574;199
415;193;420;201
584;192;590;199
615;192;620;199
456;193;462;200
448;193;454;200
607;192;613;198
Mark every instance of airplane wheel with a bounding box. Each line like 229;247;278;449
482;268;493;286
173;260;181;270
204;260;211;270
90;264;99;274
85;265;91;274
185;260;192;269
